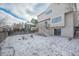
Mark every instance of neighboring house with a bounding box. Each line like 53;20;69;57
12;23;24;31
37;3;79;38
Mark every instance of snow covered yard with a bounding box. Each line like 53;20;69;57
0;34;79;56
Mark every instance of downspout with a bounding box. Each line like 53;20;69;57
73;3;78;37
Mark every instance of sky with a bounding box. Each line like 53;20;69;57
0;3;50;22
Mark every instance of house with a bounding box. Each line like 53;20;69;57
37;3;79;38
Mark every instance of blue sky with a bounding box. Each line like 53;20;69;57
0;3;50;21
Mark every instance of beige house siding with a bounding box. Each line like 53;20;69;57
61;12;74;37
37;12;74;37
74;11;79;27
37;3;76;38
38;19;54;36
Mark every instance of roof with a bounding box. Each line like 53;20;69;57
38;18;51;23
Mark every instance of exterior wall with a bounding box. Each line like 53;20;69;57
37;3;75;37
38;20;54;36
61;12;74;37
74;11;79;26
50;3;73;14
38;12;74;37
49;3;73;27
38;3;73;22
71;4;79;27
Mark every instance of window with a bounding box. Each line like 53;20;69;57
54;29;61;36
52;16;62;23
44;18;50;29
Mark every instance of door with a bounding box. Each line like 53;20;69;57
54;29;61;36
74;27;79;38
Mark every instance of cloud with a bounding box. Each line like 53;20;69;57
0;3;50;21
26;3;50;15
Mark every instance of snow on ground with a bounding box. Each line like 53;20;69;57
0;34;79;56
